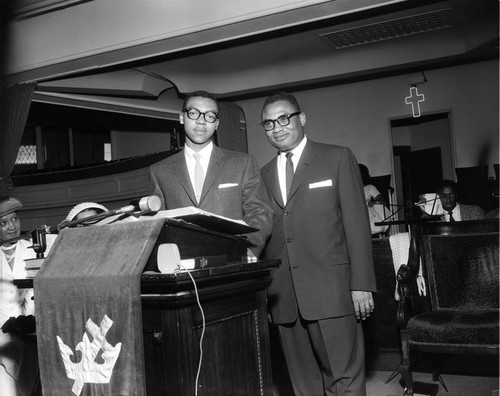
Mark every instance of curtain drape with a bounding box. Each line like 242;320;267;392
0;82;36;195
216;102;248;153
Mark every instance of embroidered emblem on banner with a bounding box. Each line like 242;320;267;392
57;314;122;395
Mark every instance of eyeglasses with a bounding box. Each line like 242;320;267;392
260;112;301;131
183;107;219;123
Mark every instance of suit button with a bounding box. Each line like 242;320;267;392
284;211;288;216
286;237;292;243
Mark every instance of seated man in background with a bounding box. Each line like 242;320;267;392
0;197;39;396
437;180;484;222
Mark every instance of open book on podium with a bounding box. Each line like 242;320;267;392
146;206;258;235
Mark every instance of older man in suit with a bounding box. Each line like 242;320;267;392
260;92;376;395
150;90;273;257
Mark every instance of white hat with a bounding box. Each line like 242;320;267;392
66;202;108;222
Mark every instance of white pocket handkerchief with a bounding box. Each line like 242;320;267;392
309;179;333;189
218;183;239;189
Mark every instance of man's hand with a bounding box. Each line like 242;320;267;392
351;291;374;321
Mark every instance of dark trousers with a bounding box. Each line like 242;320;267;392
278;314;366;396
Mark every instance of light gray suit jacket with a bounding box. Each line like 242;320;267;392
149;146;273;257
440;203;485;221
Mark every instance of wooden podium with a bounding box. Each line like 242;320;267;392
18;217;278;396
141;260;278;395
141;217;279;395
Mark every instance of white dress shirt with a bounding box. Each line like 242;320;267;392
444;204;462;222
184;142;213;201
277;136;307;204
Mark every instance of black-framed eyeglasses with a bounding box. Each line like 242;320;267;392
183;107;219;123
260;112;301;131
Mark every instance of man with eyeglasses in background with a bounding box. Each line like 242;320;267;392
150;90;273;259
259;92;376;395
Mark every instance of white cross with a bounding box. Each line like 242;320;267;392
405;86;425;117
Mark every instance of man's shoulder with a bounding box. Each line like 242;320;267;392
217;146;251;159
307;139;350;153
150;151;183;170
215;147;257;167
459;203;484;212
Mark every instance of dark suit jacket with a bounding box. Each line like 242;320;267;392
149;146;273;257
261;140;376;324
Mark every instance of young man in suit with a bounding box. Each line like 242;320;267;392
437;180;484;221
150;90;273;258
260;92;376;395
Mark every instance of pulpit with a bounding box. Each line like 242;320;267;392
141;261;278;395
19;217;278;396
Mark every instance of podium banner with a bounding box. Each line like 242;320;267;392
34;219;165;396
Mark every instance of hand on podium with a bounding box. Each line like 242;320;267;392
1;314;36;335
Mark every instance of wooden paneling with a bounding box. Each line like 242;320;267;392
13;167;150;230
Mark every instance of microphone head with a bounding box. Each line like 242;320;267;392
133;195;161;212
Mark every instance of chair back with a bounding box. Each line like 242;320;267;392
420;220;499;311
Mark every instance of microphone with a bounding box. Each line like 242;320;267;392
115;195;161;214
53;195;162;231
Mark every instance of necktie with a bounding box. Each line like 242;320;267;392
285;152;294;200
193;152;204;203
448;211;455;222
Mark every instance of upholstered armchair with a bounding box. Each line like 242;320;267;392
396;220;499;396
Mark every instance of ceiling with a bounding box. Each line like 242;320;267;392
6;0;499;119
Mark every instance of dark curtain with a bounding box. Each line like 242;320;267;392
216;102;248;153
0;83;36;195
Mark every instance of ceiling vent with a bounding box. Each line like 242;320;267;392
320;8;453;50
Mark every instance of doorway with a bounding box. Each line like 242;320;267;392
391;112;454;223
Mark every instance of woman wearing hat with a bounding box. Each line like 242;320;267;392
0;197;39;396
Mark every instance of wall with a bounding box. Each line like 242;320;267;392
239;60;499;182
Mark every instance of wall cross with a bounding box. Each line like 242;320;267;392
405;86;425;117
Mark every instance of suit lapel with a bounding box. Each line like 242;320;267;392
172;152;197;205
199;146;225;205
264;157;285;209
287;140;319;204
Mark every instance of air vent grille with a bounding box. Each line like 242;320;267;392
320;8;453;49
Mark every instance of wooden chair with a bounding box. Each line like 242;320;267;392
396;220;499;395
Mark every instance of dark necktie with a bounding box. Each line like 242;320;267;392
448;211;455;222
285;152;294;200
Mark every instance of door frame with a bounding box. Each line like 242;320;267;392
388;109;457;225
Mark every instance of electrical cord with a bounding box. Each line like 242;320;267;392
176;263;206;396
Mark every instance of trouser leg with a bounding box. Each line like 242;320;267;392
278;319;324;396
312;315;366;396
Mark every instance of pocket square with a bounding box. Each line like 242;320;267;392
218;183;239;189
309;179;333;189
